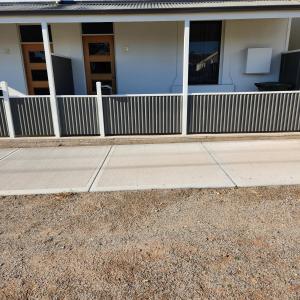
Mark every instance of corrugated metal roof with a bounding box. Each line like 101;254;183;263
0;0;300;14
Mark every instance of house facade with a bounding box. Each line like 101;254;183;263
0;1;300;138
0;0;300;96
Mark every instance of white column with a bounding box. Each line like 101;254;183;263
0;81;15;138
285;18;292;51
96;82;105;136
41;21;60;137
182;20;190;135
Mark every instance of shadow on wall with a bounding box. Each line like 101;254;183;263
0;85;26;97
7;87;26;97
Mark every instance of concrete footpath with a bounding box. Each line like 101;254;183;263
0;139;300;196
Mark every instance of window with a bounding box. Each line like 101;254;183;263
90;62;111;74
34;88;49;95
19;25;52;43
82;23;114;35
31;70;48;81
88;42;110;56
189;21;222;85
29;51;46;63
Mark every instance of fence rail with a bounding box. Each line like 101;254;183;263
102;95;182;135
10;97;54;137
188;92;300;134
1;91;300;138
0;97;9;137
57;96;99;136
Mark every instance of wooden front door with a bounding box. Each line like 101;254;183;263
82;35;116;95
22;44;50;95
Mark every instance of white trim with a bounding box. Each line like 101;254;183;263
189;90;300;95
78;25;88;95
55;94;182;97
56;95;96;97
285;17;292;51
16;90;300;98
41;21;60;137
96;82;105;136
182;20;190;135
0;81;15;138
102;93;183;97
11;95;51;98
282;49;300;54
218;20;225;84
112;22;118;94
16;24;29;95
1;10;300;24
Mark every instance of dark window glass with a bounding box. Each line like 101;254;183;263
31;70;48;81
34;88;49;95
88;43;110;55
82;23;113;35
189;21;222;85
0;90;3;96
20;25;52;43
29;51;46;63
90;62;111;74
92;80;113;95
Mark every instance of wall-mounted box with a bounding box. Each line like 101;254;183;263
245;48;272;74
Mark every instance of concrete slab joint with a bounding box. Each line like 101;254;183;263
0;140;300;196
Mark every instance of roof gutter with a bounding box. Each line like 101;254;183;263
1;5;300;15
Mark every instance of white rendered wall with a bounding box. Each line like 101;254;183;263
114;19;288;94
114;22;183;94
51;23;87;94
289;18;300;50
0;24;27;96
221;18;289;91
0;19;290;96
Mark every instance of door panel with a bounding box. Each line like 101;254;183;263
22;44;50;95
83;35;116;95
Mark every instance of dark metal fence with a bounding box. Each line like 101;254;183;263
102;95;182;135
10;97;54;137
188;92;300;134
0;97;9;137
2;92;300;138
57;96;99;136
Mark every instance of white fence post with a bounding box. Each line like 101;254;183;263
0;81;15;138
41;21;60;138
96;82;105;136
182;19;190;135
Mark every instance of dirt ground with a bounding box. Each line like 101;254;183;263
0;186;299;300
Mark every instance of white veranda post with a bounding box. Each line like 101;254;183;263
41;21;60;137
182;19;190;135
96;82;105;136
0;81;15;138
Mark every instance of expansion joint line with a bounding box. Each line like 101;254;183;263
201;143;237;187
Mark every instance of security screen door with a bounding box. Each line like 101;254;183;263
82;35;116;95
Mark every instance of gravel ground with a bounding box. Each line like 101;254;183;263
0;186;299;299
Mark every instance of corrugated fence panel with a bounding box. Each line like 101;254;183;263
188;92;300;133
103;95;182;135
57;96;99;136
10;97;54;137
0;97;9;137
